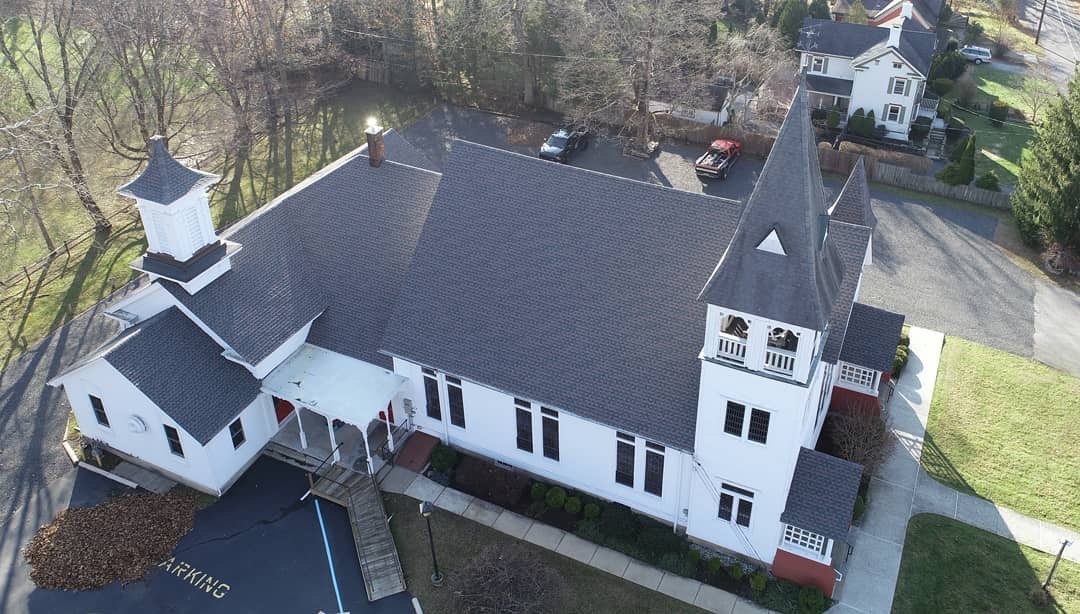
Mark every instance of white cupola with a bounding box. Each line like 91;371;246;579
117;136;240;294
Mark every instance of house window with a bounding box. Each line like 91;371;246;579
229;417;246;449
615;432;635;487
811;56;825;72
644;442;664;496
891;78;907;95
422;368;441;420
515;399;533;452
718;483;754;528
783;525;828;554
89;395;109;427
541;407;559;461
164;424;184;457
893;62;903;69
839;363;877;389
748;409;770;444
446;376;465;428
723;402;745;436
886;104;904;123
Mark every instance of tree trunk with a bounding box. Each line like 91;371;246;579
14;153;56;252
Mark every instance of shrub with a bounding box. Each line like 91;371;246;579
545;486;567;509
1028;586;1051;607
526;500;548;518
575;519;604;543
929;78;955;96
707;557;725;575
975;170;1001;191
583;503;601;520
530;481;548;501
658;552;696;577
899;329;910;347
811;107;828;121
893;345;909;377
929;50;966;80
600;504;638;540
750;570;768;593
429;445;458;473
563;496;582;515
965;20;985;45
826;107;841;129
909;117;932;141
825;409;897;485
852;494;867;523
954;73;978;107
938;131;976;185
687;549;702;570
637;526;686;560
799;585;827;614
989;100;1009;127
729;562;745;580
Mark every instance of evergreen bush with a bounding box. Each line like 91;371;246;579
544;486;567;509
530;481;548;501
429;445;459;473
564;496;582;515
799;585;827;614
729;563;745;580
929;78;955;96
583;503;601;520
975;170;1001;191
750;570;768;593
989;100;1009;127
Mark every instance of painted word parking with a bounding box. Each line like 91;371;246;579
157;557;231;599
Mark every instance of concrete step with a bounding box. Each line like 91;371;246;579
110;461;177;494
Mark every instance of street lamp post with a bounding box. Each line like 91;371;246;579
419;501;444;587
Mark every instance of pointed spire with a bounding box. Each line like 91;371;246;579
829;157;876;228
117;135;218;205
699;73;843;331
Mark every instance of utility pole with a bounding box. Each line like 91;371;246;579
1036;0;1049;45
1043;540;1071;590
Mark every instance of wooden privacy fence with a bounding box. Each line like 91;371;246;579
869;163;1012;209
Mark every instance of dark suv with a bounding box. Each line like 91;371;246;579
539;126;590;163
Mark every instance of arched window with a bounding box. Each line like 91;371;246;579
767;327;799;352
721;315;750;339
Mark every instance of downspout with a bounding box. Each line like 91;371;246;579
672;452;687;533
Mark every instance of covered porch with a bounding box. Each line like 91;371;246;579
263;344;411;474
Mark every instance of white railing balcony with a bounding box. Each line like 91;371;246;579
717;333;747;365
917;94;939;119
763;346;796;376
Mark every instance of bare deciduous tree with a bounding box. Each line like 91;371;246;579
454;544;567;614
0;107;59;251
824;404;896;485
713;24;795;128
1017;66;1058;124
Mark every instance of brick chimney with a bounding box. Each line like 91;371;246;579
888;21;902;47
365;122;385;167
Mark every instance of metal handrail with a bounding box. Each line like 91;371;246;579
306;441;345;493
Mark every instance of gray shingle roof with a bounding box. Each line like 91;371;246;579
822;221;872;364
829;157;876;228
102;308;262;444
163;132;440;367
806;75;854;97
117;136;219;205
381;129;440;173
797;18;936;76
840;303;905;372
781;447;864;541
381;140;743;450
699;79;844;331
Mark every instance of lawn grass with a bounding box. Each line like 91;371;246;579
923;336;1080;530
963;6;1040;55
384;494;705;614
894;514;1080;613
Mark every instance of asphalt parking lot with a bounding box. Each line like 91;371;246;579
5;458;412;614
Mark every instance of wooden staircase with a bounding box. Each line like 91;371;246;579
311;464;407;602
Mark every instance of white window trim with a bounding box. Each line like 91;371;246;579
722;400;771;447
718;482;755;528
780;524;833;563
837;361;880;393
886;103;904;123
892;78;907;95
811;56;825;73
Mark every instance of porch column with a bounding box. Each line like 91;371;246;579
297;406;308;449
327;419;340;463
360;428;374;474
385;411;395;453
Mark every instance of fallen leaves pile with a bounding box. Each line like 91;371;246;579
24;488;199;591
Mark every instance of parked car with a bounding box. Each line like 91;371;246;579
538;126;590;163
695;138;742;180
959;46;992;64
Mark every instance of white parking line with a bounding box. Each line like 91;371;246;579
315;499;346;614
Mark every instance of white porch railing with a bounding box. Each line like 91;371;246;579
763;346;796;376
917;95;939;119
717;333;748;364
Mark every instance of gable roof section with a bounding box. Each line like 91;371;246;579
103;308;262;445
699;79;843;331
162;131;440;367
798;18;936;75
821;221;872;364
117;136;219;205
782;447;864;541
381;129;440;173
840;302;905;372
382;140;743;450
829;158;876;228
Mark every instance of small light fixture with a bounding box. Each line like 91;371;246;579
419;500;443;586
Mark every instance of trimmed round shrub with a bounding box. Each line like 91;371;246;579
989;100;1009;127
545;486;567;509
706;557;724;575
530;481;548;502
564;496;582;515
637;527;685;560
899;330;911;347
429;445;458;473
893;346;910;378
852;494;867;523
975;170;1001;191
799;585;827;614
583;503;601;520
728;563;745;580
929;78;955;96
600;504;638;540
1029;586;1051;607
687;549;702;568
750;570;768;593
526;500;548;518
826;107;841;129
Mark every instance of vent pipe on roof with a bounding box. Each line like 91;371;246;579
365;121;385;167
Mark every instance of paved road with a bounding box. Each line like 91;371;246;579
1022;0;1080;85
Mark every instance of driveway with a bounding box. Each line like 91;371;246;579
2;457;412;613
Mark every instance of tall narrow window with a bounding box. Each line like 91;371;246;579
724;402;745;436
748;409;770;444
164;425;184;457
718;493;734;520
736;499;754;527
446;376;465;428
615;432;635;487
644;442;665;496
718;482;754;527
89;395;109;427
541;408;559;460
515;399;533;452
229;418;246;449
422;368;441;420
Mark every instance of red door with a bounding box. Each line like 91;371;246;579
378;401;395;425
274;397;295;424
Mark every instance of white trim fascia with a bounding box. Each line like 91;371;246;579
852;48;926;79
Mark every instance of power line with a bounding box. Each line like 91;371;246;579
948;101;1039;132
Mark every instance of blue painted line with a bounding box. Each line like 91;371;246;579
315;499;345;614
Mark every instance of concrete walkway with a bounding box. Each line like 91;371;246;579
830;327;1079;614
379;466;767;614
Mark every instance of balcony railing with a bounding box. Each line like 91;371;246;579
763;346;796;376
917;94;939;119
717;333;747;364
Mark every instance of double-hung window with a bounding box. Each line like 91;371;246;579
886;103;904;123
718;483;754;527
422;368;441;420
615;432;635;487
723;401;745;436
724;401;770;444
541;408;559;460
89;395;109;428
229;418;246;449
644;442;664;496
515;399;533;452
446;376;465;428
747;409;770;444
164;425;184;458
891;77;907;95
810;56;825;73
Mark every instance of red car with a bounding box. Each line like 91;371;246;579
695;139;742;180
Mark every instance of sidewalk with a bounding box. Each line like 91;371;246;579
379;466;767;614
830;327;1078;614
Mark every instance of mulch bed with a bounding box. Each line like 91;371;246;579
24;488;200;591
448;455;530;509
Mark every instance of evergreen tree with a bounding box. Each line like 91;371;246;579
810;0;832;19
957;131;976;184
1012;75;1080;250
775;0;810;45
847;0;869;23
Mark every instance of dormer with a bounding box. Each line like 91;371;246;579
118;136;240;294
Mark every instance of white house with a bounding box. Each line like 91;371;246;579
49;78;904;599
797;8;938;140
